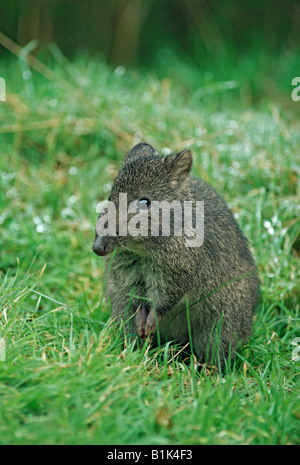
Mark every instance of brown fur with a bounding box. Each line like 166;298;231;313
93;143;259;368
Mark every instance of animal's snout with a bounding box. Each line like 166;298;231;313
92;234;109;256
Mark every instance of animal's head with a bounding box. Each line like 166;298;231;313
92;143;192;257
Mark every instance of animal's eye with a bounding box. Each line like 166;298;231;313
137;198;151;209
108;195;111;201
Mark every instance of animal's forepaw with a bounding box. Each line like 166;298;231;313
135;307;148;338
143;309;159;340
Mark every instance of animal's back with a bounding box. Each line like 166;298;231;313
152;175;258;363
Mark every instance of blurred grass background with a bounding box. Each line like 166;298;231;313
1;0;300;105
0;0;299;446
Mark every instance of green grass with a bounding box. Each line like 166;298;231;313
0;51;299;445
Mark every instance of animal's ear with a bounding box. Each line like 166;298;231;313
126;143;155;161
164;149;192;187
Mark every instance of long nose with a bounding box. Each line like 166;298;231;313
92;234;108;256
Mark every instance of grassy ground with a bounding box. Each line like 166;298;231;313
0;51;299;445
